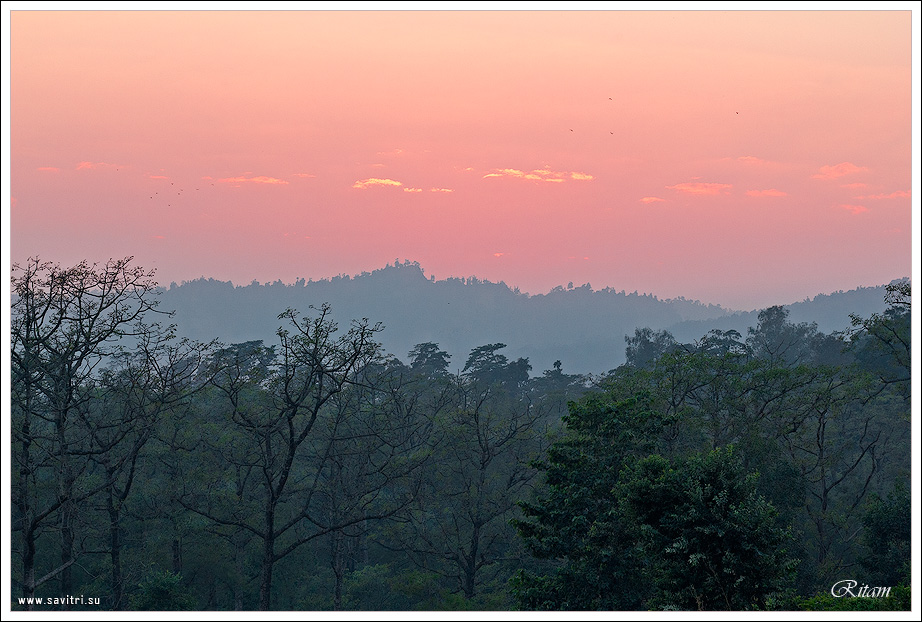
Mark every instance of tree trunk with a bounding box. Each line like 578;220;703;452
17;408;36;609
331;530;345;610
462;522;481;598
21;525;36;610
259;537;275;611
259;501;276;611
107;482;123;610
172;537;182;575
59;498;74;607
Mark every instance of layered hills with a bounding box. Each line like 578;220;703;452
159;261;897;375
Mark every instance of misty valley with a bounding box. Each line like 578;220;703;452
10;258;911;611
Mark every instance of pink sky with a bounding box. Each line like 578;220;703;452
7;7;916;310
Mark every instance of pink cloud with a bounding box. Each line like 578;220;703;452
855;190;910;200
666;182;732;195
76;161;120;170
838;204;868;215
483;167;593;183
219;175;289;185
352;178;403;190
746;189;788;198
737;156;770;165
37;166;60;173
403;186;453;193
292;173;316;178
640;196;665;203
812;162;868;180
841;182;868;190
148;175;169;180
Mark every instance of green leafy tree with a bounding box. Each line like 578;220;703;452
128;570;198;611
408;342;452;378
388;345;544;602
512;391;666;610
848;280;911;404
618;447;796;610
624;327;677;369
859;483;911;587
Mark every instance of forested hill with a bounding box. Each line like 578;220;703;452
159;261;896;375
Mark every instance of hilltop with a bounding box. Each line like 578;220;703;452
160;261;896;375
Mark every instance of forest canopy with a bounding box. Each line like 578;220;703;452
9;258;911;611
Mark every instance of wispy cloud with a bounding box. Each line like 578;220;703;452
493;252;506;258
352;178;403;190
430;188;453;193
737;156;771;165
404;187;423;193
812;162;868;180
640;196;665;203
219;175;289;185
148;175;169;180
483;167;594;183
37;166;60;173
854;190;910;200
746;189;787;198
76;161;121;170
838;204;868;215
667;182;732;195
292;173;316;178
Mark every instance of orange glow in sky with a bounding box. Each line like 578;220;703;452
8;7;915;309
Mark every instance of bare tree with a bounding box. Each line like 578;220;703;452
180;305;419;610
11;257;165;606
89;332;213;608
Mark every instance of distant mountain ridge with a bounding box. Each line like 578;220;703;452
159;261;898;375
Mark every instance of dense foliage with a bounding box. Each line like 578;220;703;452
10;259;911;611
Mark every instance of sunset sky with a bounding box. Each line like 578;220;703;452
6;5;918;310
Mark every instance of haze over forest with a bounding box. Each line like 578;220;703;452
160;260;902;375
10;256;912;611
